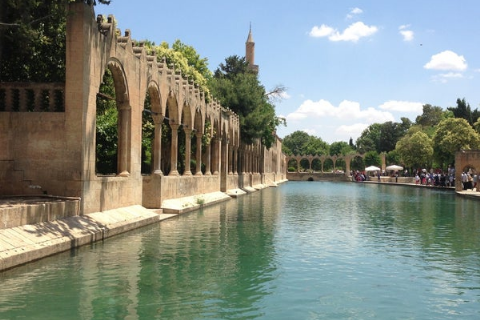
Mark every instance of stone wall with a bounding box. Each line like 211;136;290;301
455;150;480;191
0;2;287;215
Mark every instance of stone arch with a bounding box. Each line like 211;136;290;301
94;58;131;177
179;101;194;175
287;157;297;172
193;105;204;175
323;157;334;172
212;117;221;175
312;158;322;172
202;114;215;175
108;59;131;177
162;94;179;175
142;81;163;175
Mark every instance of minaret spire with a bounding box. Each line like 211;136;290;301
245;24;258;73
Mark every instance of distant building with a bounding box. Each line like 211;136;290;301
246;26;259;73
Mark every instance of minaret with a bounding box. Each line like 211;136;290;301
245;24;259;73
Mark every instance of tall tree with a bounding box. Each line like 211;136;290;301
0;0;110;82
433;118;480;167
447;98;480;126
282;131;328;156
396;131;433;169
209;55;282;148
415;104;444;127
330;141;353;156
356;123;382;153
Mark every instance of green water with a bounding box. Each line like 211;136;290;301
1;182;479;319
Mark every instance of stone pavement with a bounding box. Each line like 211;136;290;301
0;205;177;271
0;191;240;271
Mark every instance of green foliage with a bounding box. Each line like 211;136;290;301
147;40;211;97
386;149;401;167
433;118;480;167
96;68;117;174
282;131;328;156
356;119;411;154
356;123;382;153
210;55;281;148
364;151;381;167
447;98;480;126
396;130;433;168
415;104;445;127
330;141;353;156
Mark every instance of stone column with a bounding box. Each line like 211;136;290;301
152;115;163;175
213;137;221;175
169;123;179;176
183;128;192;175
228;144;233;174
195;132;203;175
117;104;130;177
205;141;211;175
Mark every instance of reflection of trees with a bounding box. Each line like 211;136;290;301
359;185;480;269
136;188;280;318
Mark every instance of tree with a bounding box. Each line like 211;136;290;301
447;98;480;126
356;123;382;153
330;141;353;156
433;118;480;167
364;151;381;167
209;55;282;148
0;0;110;82
282;131;328;156
396;131;433;169
415;104;444;127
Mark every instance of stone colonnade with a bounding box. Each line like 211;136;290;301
0;2;287;214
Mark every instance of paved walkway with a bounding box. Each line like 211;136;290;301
0;205;178;271
0;190;244;271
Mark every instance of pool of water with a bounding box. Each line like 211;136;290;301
1;182;479;319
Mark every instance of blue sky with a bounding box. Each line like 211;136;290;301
100;0;480;143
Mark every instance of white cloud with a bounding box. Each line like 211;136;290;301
303;128;317;135
379;100;423;113
431;72;464;83
336;123;369;139
424;50;467;71
398;25;414;41
351;7;363;15
309;21;378;42
400;30;414;41
309;24;335;37
347;7;363;19
286;99;394;123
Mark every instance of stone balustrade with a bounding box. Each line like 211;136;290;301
0;83;64;112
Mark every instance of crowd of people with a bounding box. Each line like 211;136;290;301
349;165;480;191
